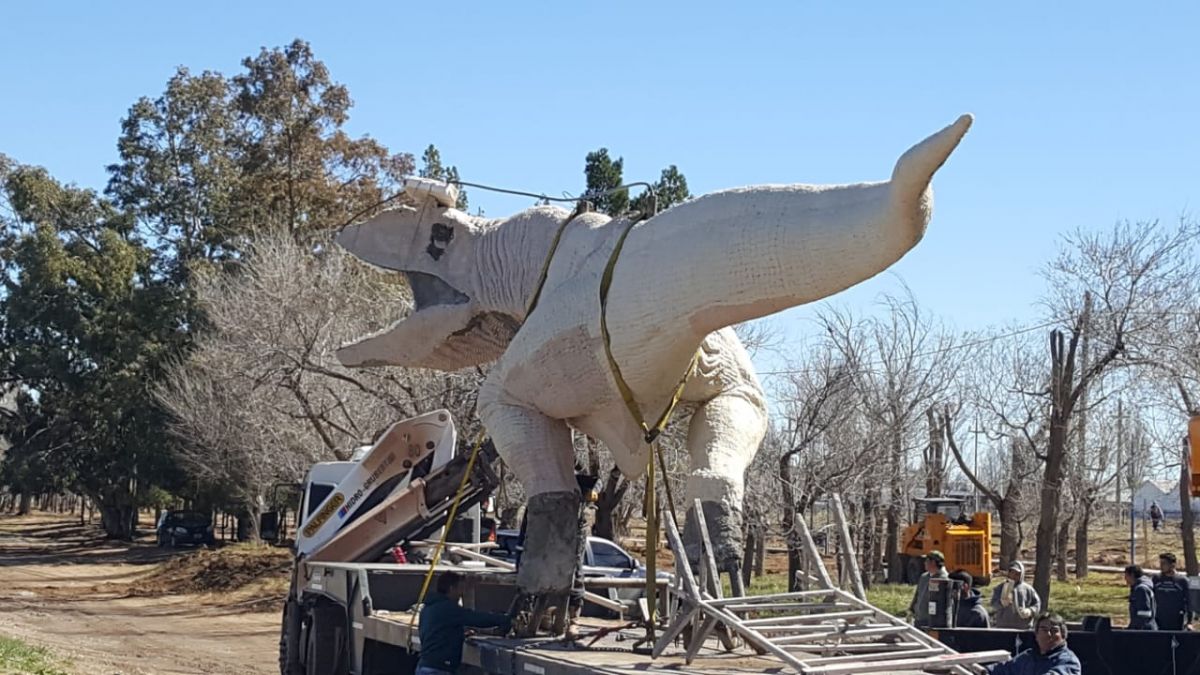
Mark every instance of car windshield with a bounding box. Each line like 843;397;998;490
170;512;208;527
591;540;632;568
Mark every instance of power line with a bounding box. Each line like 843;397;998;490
757;319;1059;378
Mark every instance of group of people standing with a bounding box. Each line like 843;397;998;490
909;553;1041;630
1124;552;1192;631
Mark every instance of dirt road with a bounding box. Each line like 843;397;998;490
0;513;279;674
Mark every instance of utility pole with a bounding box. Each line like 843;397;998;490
969;417;986;512
1116;400;1124;524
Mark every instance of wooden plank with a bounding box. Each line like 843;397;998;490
446;546;625;614
691;499;724;600
708;590;834;606
811;641;926;653
775;625;909;645
722;602;866;613
651;605;697;658
803;649;1012;675
830;493;866;601
742;606;860;625
756;622;892;634
793;513;835;590
684;615;719;664
823;586;974;675
663;513;701;598
763;609;873;623
800;647;943;666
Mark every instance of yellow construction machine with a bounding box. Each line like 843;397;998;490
898;496;993;586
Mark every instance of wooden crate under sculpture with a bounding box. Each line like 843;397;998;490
335;114;974;600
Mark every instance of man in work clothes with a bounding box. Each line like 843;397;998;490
1150;501;1164;532
908;550;948;627
418;572;513;675
949;570;990;628
987;613;1081;675
1153;552;1192;630
1125;564;1158;630
991;561;1041;630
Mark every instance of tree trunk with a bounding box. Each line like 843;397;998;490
885;432;904;583
1075;498;1093;578
17;492;32;516
98;502;136;540
1054;516;1072;581
593;468;628;542
1034;413;1069;604
1182;436;1199;576
741;524;755;587
997;499;1021;570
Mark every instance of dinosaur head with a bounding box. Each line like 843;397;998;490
334;199;567;370
334;202;515;369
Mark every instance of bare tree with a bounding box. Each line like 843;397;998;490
157;230;483;537
1027;220;1195;602
773;340;873;589
822;288;959;582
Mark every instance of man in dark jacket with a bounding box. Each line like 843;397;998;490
950;570;989;628
987;613;1081;674
1125;564;1158;630
1153;552;1192;631
418;572;513;675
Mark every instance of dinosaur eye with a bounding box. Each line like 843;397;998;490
425;223;455;261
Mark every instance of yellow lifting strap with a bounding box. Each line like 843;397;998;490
598;214;699;630
407;204;583;645
407;428;488;646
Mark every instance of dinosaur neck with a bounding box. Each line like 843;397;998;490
469;206;570;321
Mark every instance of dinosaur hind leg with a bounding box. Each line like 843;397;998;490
681;388;768;594
478;394;580;600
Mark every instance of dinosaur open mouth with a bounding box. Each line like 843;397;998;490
406;271;469;311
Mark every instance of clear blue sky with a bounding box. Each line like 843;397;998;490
3;2;1198;377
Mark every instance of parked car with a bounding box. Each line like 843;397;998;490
156;511;215;548
488;529;669;615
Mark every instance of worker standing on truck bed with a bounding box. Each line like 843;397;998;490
1153;552;1192;631
991;561;1040;630
418;572;513;675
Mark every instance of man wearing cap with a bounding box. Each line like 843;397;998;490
1152;552;1192;631
991;561;1041;629
909;550;949;627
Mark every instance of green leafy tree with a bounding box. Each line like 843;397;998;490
105;69;240;283
419;144;468;211
0;162;185;538
630;164;691;215
583;148;628;216
231;39;411;236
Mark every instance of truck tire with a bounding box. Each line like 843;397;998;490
279;599;303;675
306;601;347;675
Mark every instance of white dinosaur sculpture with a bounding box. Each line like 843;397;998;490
335;114;973;597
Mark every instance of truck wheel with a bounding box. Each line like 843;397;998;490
306;601;347;675
279;599;303;675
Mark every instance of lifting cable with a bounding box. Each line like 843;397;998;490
597;192;702;632
389;176;690;643
406;194;594;645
